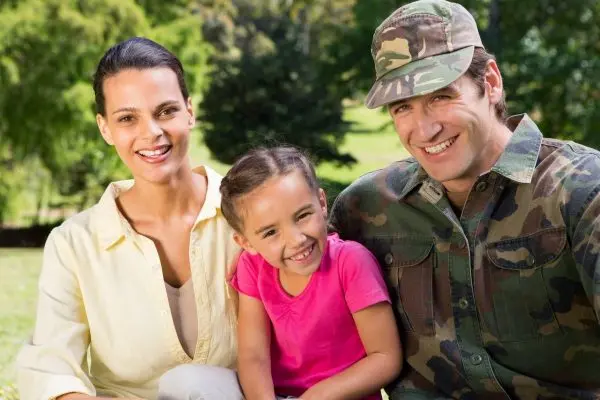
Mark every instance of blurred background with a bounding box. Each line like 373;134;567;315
1;0;600;396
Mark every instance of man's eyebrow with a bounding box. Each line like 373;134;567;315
434;84;459;95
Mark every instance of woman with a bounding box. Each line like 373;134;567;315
17;37;242;400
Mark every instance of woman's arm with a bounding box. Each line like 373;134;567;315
300;302;402;400
17;228;96;400
237;292;276;400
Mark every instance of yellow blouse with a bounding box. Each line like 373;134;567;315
17;166;239;399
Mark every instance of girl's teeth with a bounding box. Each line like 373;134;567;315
291;245;313;261
425;138;456;154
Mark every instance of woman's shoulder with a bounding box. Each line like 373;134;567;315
48;182;129;247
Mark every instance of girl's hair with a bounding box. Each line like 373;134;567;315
93;37;189;115
220;146;319;233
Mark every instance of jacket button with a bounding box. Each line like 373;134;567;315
470;354;483;365
526;254;535;267
384;253;394;265
475;181;488;192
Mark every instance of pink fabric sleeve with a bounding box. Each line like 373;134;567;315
339;241;391;313
229;251;261;300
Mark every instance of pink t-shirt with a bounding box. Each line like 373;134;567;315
231;234;390;399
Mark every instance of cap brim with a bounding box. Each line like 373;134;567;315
365;46;475;109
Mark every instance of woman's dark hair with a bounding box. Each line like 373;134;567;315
220;146;320;233
93;37;189;115
465;47;507;122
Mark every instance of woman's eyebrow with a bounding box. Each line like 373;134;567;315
112;106;138;115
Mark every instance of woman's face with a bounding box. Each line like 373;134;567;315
96;67;195;184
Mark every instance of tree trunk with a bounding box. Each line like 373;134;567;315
486;0;502;58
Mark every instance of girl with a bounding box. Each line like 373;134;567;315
18;38;242;400
220;147;402;400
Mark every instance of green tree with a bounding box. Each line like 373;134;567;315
199;0;354;166
0;0;210;220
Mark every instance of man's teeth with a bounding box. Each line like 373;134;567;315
290;245;313;261
138;147;169;157
425;138;456;154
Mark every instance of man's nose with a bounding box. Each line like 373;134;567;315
413;108;442;142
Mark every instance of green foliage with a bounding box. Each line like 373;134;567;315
0;0;210;215
199;2;354;166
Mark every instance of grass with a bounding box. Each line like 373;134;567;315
0;105;406;396
0;249;42;393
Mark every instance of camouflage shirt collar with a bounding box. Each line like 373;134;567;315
396;113;542;200
396;160;429;200
491;113;542;184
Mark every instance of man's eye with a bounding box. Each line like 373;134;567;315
159;107;179;117
392;104;409;114
118;115;134;123
432;95;451;102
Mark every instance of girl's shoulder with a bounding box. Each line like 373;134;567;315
326;233;372;262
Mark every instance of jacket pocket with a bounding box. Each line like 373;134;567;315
365;235;435;336
483;227;567;341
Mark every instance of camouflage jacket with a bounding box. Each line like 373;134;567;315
330;114;600;400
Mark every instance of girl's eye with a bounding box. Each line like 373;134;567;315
262;229;276;239
297;212;311;221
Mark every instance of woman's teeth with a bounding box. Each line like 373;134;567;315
137;146;170;157
425;137;456;154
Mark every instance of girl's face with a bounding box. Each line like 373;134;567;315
96;67;195;184
234;170;328;277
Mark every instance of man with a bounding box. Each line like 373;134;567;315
329;0;600;399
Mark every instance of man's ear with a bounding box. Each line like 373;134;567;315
484;59;504;107
96;114;114;145
233;232;258;255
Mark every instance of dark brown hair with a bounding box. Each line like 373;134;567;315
220;146;319;233
465;47;507;121
93;37;189;116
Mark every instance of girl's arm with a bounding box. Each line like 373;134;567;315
238;292;276;400
300;302;402;400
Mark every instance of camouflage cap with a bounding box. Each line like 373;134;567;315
365;0;484;109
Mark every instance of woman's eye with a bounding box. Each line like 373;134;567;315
118;115;134;123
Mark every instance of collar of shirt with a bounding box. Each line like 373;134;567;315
395;113;543;201
92;165;224;250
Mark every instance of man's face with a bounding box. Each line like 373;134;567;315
388;64;507;192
